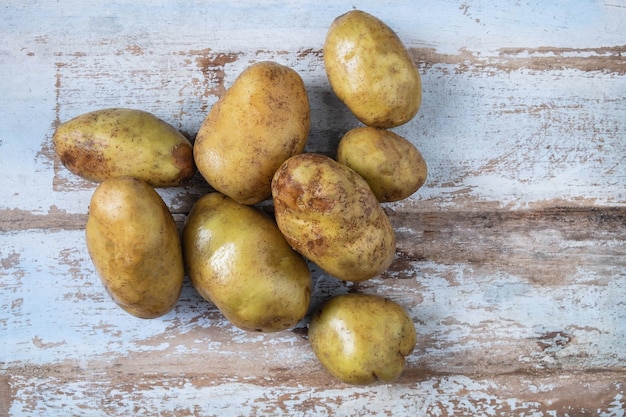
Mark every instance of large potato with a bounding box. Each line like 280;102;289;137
182;192;311;332
271;153;395;282
337;126;427;202
193;61;310;205
324;10;421;128
53;108;195;187
308;293;416;385
85;177;184;318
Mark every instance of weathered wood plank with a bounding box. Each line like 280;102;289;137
2;42;624;218
1;208;624;377
3;370;625;416
1;1;625;216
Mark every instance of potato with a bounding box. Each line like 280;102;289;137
182;192;311;332
85;176;184;318
193;61;310;205
308;293;416;385
337;126;427;202
271;153;395;282
53;108;195;187
324;10;421;128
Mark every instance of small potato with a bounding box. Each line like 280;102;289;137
182;193;311;332
271;153;395;282
324;10;422;128
85;177;184;318
308;293;416;385
337;126;427;202
53;108;195;187
194;61;310;205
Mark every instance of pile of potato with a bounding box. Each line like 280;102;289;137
53;10;426;385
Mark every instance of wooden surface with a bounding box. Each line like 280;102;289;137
1;1;625;415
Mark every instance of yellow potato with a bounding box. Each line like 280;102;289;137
193;61;310;205
271;153;395;282
308;293;416;385
337;126;427;202
53;108;195;187
182;192;311;332
324;10;422;128
85;177;184;318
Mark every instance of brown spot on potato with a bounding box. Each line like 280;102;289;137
271;164;302;211
60;147;107;182
306;235;330;258
171;143;196;185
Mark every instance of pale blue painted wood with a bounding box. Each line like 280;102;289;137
1;1;625;214
1;2;625;416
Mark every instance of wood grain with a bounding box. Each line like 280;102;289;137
1;1;625;415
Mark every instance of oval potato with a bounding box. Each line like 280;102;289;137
194;61;310;205
53;108;195;187
337;126;427;202
324;10;422;128
85;176;184;318
271;153;395;282
308;293;417;385
182;192;311;332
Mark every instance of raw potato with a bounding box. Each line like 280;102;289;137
182;193;311;332
337;126;427;202
324;10;422;128
271;153;395;282
194;61;310;205
85;177;184;318
308;293;417;385
53;108;195;187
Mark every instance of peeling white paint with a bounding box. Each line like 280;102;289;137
2;227;624;373
9;375;624;417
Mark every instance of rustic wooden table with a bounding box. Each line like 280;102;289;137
1;1;625;416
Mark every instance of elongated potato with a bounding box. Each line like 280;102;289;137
194;61;310;205
271;153;395;282
324;10;422;128
183;192;311;332
53;108;195;187
85;176;184;318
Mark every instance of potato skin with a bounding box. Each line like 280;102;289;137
308;293;416;385
85;177;184;318
337;126;427;202
324;10;421;128
53;108;195;187
193;61;310;205
271;153;395;282
182;193;311;332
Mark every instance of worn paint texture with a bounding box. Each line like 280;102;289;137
1;1;625;416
